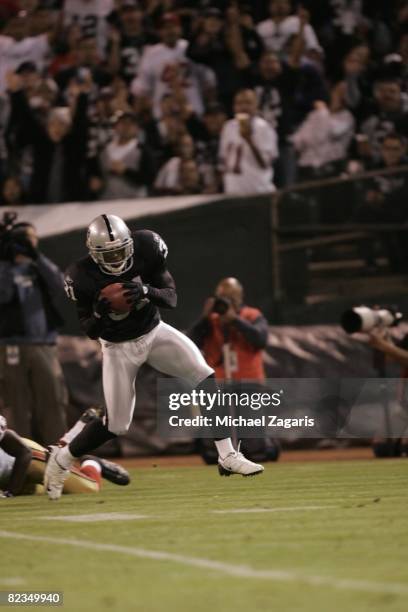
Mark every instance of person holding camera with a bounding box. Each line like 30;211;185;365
364;327;408;457
190;277;268;380
0;217;67;445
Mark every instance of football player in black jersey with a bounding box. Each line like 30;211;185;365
44;214;264;498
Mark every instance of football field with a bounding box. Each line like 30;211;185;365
0;458;407;612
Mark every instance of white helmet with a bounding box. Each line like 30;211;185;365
86;214;134;275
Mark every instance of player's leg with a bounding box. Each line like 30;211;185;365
81;455;130;486
58;407;104;447
63;460;102;494
45;343;138;499
56;408;130;485
146;322;264;476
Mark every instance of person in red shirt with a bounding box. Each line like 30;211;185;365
190;277;268;381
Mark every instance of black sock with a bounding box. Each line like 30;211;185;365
196;374;223;441
69;419;116;458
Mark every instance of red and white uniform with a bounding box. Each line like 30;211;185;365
131;40;215;118
219;116;278;194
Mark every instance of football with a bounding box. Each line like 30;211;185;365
100;283;131;313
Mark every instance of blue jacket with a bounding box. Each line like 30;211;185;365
0;254;65;344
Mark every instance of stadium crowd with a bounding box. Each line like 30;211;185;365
0;0;408;204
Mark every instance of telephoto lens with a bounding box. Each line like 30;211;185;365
341;306;402;334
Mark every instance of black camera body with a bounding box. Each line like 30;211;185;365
212;296;231;315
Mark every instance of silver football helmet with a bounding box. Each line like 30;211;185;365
86;214;134;275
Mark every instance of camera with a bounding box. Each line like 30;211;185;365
212;296;231;315
341;306;403;334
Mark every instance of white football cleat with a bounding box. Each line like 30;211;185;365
218;447;264;477
44;446;71;500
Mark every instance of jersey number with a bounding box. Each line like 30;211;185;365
64;276;77;302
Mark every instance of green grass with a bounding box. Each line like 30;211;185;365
0;459;408;612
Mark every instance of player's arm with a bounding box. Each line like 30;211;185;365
231;315;269;349
144;264;177;309
124;233;177;309
125;263;177;310
0;431;32;497
77;298;111;340
64;268;111;340
368;331;408;367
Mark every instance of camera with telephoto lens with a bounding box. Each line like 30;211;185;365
0;211;19;261
341;306;403;334
212;296;231;315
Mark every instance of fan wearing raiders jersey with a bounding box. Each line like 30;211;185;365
44;214;264;499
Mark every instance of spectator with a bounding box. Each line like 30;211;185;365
131;12;216;118
178;159;202;194
355;132;408;272
190;277;268;380
398;32;408;90
245;33;327;185
48;24;83;77
14;61;58;116
143;92;190;170
0;221;67;445
0;14;54;94
154;132;195;194
54;35;112;95
219;88;278;193
256;0;321;58
191;103;227;193
359;76;408;164
28;5;56;38
7;72;91;203
342;43;373;120
62;0;113;57
0;0;407;202
187;5;264;113
108;2;156;84
291;82;355;181
1;176;25;206
98;111;155;199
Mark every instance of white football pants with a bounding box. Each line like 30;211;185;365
100;321;214;435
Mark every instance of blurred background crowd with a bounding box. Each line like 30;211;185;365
1;0;408;206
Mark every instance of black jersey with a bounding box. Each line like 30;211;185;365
64;230;177;342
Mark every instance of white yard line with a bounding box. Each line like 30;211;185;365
212;505;336;514
0;530;407;596
39;513;148;523
0;578;25;586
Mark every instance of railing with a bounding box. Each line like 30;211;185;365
270;164;408;301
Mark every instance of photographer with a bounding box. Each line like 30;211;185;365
368;328;408;367
366;328;408;457
0;216;67;445
190;277;268;380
